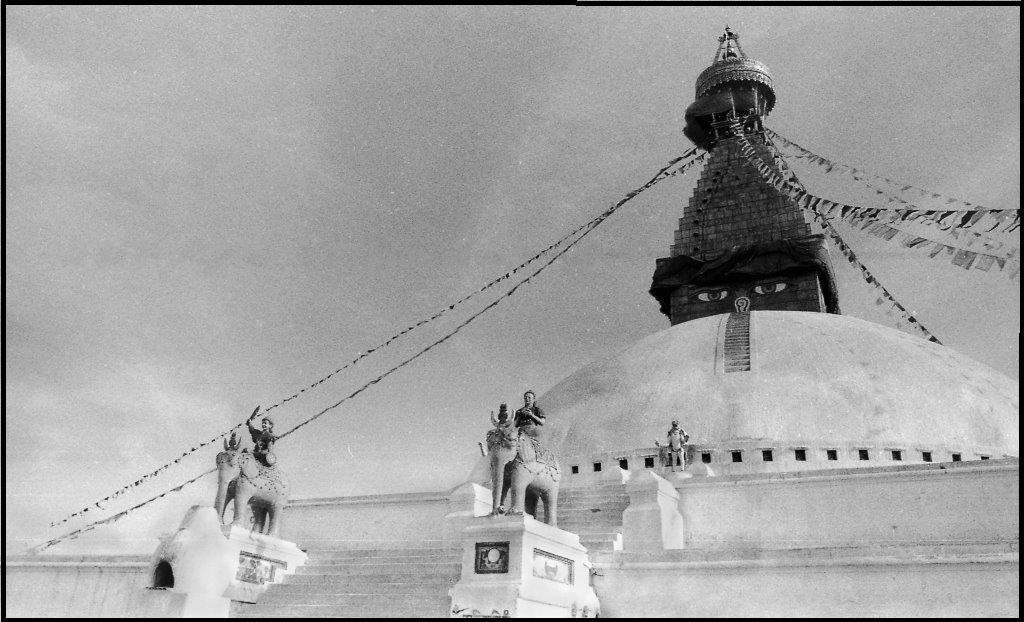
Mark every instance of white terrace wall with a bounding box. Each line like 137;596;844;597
4;555;184;618
595;556;1019;618
595;459;1019;618
675;459;1018;549
281;491;452;547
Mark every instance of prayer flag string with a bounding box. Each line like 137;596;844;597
733;126;944;344
764;127;1020;235
43;149;707;539
771;137;1019;252
753;133;1019;279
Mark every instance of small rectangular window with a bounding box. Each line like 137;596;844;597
761;449;773;462
593;462;602;472
731;451;742;463
701;452;712;464
951;453;962;462
826;449;838;461
858;449;870;461
891;450;902;461
619;458;629;470
921;451;932;462
644;456;655;468
571;465;579;474
794;448;807;461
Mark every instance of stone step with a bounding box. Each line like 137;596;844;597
561;516;622;524
559;524;624;532
561;500;628;506
560;497;630;504
559;524;623;533
559;507;628;515
581;541;618;552
302;554;461;565
285;571;460;585
306;547;458;560
270;581;453;595
297;540;449;551
559;510;627;519
232;601;451;618
261;592;454;606
294;563;461;577
560;515;625;523
559;509;627;518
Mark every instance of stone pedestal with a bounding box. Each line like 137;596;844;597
149;505;307;617
621;471;686;552
448;515;600;618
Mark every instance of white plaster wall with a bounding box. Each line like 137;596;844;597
4;557;184;618
282;491;450;546
676;460;1018;549
595;559;1019;617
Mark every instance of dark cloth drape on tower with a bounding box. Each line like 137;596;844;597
649;234;841;316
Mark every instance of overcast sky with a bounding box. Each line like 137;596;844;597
6;6;1019;554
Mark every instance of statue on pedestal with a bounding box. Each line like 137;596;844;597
485;391;561;526
665;420;689;472
214;406;289;537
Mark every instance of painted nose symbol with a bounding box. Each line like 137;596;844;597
735;297;750;312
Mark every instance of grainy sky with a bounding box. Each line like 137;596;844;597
5;6;1019;553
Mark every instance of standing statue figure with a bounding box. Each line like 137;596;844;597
666;420;690;472
485;391;561;526
214;406;289;537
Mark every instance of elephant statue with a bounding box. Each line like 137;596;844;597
486;416;561;526
214;433;288;538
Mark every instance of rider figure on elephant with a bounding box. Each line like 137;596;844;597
247;406;279;467
514;390;546;438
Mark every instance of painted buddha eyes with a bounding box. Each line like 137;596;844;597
694;283;785;301
696;290;729;302
753;282;787;295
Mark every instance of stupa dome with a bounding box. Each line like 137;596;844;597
540;311;1018;470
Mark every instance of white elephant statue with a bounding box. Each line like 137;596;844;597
214;433;288;538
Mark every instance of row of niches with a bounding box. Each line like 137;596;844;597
564;445;1007;477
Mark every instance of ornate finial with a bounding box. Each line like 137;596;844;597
695;27;774;114
714;26;745;63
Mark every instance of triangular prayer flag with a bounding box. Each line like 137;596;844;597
952;249;977;269
974;255;996;272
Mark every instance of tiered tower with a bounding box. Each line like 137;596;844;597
650;27;839;325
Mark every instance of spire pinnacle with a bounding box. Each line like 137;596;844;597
714;26;746;63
